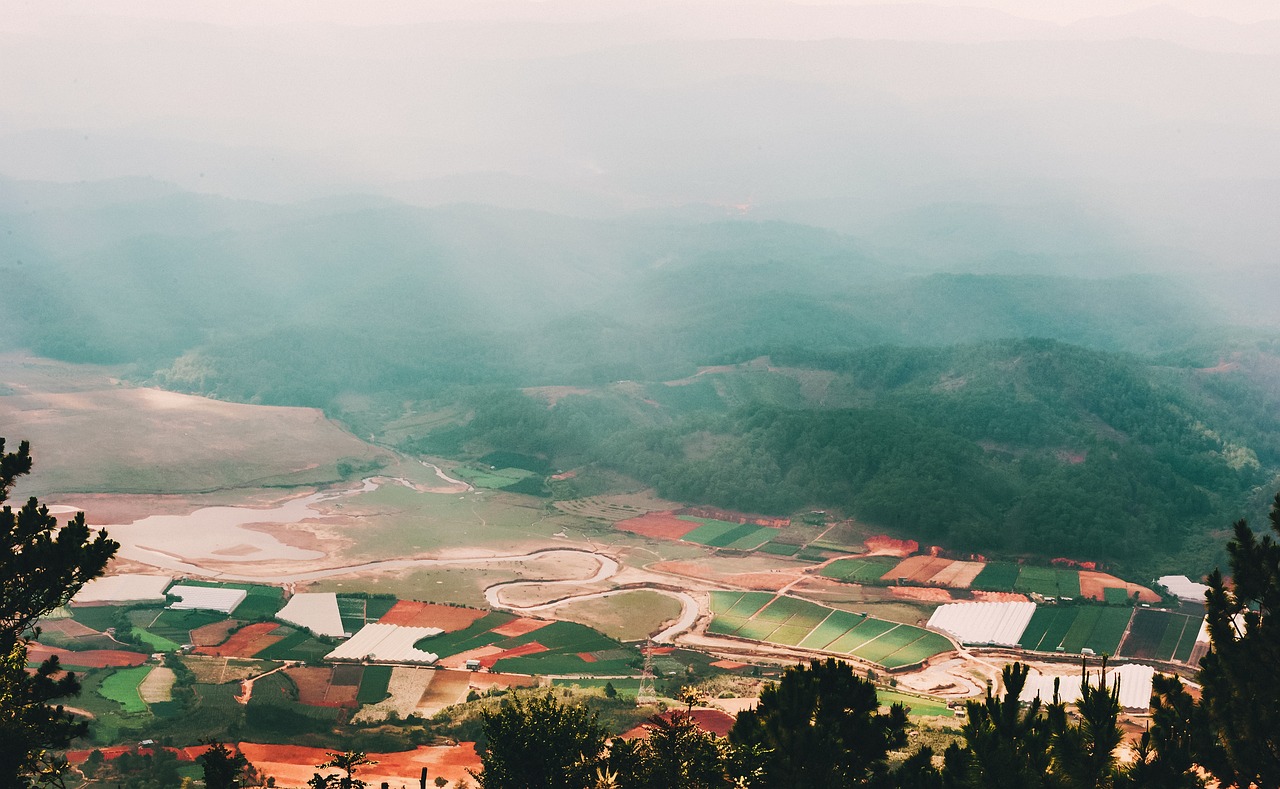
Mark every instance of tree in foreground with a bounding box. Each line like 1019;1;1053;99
473;692;608;789
728;657;907;788
198;740;253;789
308;750;376;789
1193;492;1280;787
0;438;118;787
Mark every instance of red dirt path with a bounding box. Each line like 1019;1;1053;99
972;591;1030;603
379;600;487;631
615;511;700;541
26;644;147;668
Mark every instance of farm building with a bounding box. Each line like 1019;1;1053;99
926;601;1036;647
1156;575;1210;603
73;574;173;604
167;584;246;614
1019;663;1155;713
276;592;345;637
326;623;442;664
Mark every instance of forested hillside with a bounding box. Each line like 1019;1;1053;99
3;180;1277;573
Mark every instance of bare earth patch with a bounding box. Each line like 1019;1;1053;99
890;586;955;602
378;600;487;631
1078;571;1161;603
863;535;919;557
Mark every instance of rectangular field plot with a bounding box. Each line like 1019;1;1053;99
1124;610;1207;664
827;618;897;654
1083;608;1133;655
719;527;777;550
98;666;152;714
798;611;867;651
820;556;901;584
710;591;746;612
723;592;776;618
1173;620;1199;663
759;596;828;629
882;632;954;669
1019;607;1067;651
768;624;815;646
707;615;748;636
1014;567;1082;598
734;619;782;641
971;563;1020;592
851;626;925;664
757;542;801;556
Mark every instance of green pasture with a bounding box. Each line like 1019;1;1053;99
1104;587;1133;605
551;590;682;641
971;562;1020;592
820;556;900;584
70;604;125;632
98;666;153;714
1014;566;1082;598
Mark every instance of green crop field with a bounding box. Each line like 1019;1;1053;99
148;609;229;644
1104;587;1133;605
820;556;900;584
253;629;334;661
1014;566;1082;598
1084;608;1133;655
175;580;286;620
1024;606;1132;656
724;592;776;618
734;619;781;641
827;618;897;654
680;519;742;545
798;610;867;651
757;541;801;556
356;665;393;704
881;631;954;669
98;666;152;714
971;562;1020;592
413;611;517;655
719;527;776;550
69;605;125;633
878;689;952;717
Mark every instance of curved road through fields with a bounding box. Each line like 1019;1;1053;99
135;546;699;643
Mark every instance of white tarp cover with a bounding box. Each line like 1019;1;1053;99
927;601;1037;647
1157;575;1210;603
325;623;442;664
1019;663;1155;712
276;592;345;638
74;574;173;604
166;584;247;614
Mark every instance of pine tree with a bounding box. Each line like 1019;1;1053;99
0;438;118;787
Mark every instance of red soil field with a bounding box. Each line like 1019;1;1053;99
237;742;481;787
576;651;597;663
189;619;241;647
66;745;202;765
724;572;793;591
322;684;359;707
284;666;337;707
884;555;955;583
614;511;700;541
710;659;747;670
378;600;488;631
679;506;789;528
889;586;955;602
481;642;548;668
195;622;281;658
972;591;1030;603
622;709;737;740
864;535;919;557
490;617;550;638
27;644;147;668
1078;571;1161;603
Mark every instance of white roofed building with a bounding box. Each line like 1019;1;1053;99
1157;575;1210;603
166;584;247;615
325;623;442;665
927;601;1037;647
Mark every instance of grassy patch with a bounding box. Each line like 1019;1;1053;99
757;541;801;556
98;666;152;714
1014;566;1082;598
357;665;393;704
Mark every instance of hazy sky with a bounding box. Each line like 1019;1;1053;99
3;1;1278;273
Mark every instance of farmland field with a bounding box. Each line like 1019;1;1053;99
1119;609;1203;662
1021;606;1131;656
708;593;950;668
1014;567;1082;598
176;581;285;620
98;666;153;714
356;665;393;704
971;563;1020;592
549;591;683;641
820;556;901;584
757;541;801;556
680;518;773;549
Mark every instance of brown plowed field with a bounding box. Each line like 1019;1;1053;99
236;742;481;787
490;618;550;638
928;561;986;588
284;666;336;707
27;644;147;668
189;619;242;647
417;670;473;713
614;511;700;541
330;663;363;686
439;645;504;670
1078;571;1162;603
884;555;954;583
889;586;954;602
38;619;101;638
972;591;1030;602
195;622;281;657
379;600;487;631
323;684;359;707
